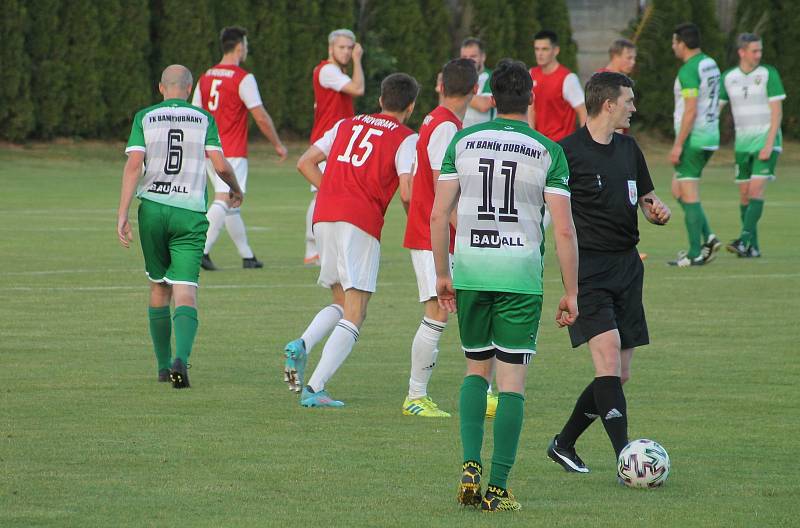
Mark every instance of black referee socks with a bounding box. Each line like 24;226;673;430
593;376;628;457
557;380;599;448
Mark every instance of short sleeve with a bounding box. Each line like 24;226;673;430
562;73;585;108
427;121;459;170
205;115;222;152
319;63;352;92
766;65;787;101
480;71;492;95
634;141;655;197
395;134;419;175
313;119;344;157
718;71;729;103
239;74;264;109
678;63;700;98
191;81;203;107
438;135;459;181
544;145;570;196
125;111;146;154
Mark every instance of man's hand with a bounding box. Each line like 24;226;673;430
643;197;671;225
117;215;133;248
758;144;773;161
274;142;288;162
669;144;682;166
352;42;363;62
555;294;578;328
228;188;244;208
436;276;456;313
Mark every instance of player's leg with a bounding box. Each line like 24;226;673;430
404;250;450;417
202;158;230;270
670;148;716;265
148;282;173;381
728;153;754;255
620;348;634;385
222;159;261;267
304;191;319;265
740;152;776;256
588;330;628;457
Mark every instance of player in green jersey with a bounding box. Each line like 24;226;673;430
117;65;242;388
432;60;578;513
668;23;722;267
720;33;786;258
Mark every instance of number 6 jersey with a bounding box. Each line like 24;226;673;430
312;114;418;241
439;117;570;295
125;99;222;212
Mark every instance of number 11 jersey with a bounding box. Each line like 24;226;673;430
439;117;570;295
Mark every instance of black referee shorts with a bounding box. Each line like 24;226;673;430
568;248;649;350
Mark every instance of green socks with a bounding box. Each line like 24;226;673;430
173;306;198;364
740;203;748;226
698;203;711;240
683;202;704;259
460;375;489;465
148;306;172;371
489;392;525;490
741;198;763;247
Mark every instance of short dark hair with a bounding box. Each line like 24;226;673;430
585;71;634;117
380;73;420;112
460;37;485;53
674;23;700;50
533;30;558;45
490;59;532;115
737;32;761;50
442;58;479;97
221;26;247;54
609;38;636;58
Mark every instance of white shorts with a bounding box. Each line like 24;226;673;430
207;157;248;193
410;250;452;303
315;222;380;292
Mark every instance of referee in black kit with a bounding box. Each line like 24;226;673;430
546;72;671;474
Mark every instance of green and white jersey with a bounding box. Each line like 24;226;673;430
673;52;721;150
439;117;570;295
125;99;222;212
462;69;495;128
720;64;786;153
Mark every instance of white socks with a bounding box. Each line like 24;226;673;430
408;317;446;399
204;200;228;254
301;304;344;353
305;194;317;259
225;208;254;259
307;319;359;393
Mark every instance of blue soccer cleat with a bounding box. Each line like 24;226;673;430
284;338;307;393
300;387;344;408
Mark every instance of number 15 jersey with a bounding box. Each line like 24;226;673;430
439;118;570;295
312;114;417;241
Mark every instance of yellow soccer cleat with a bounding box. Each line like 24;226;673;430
485;392;499;418
481;485;521;513
402;396;451;417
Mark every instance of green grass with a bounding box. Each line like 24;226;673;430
1;140;798;527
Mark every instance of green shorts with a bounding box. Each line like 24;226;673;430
137;199;208;286
674;145;715;179
456;289;542;355
735;150;779;183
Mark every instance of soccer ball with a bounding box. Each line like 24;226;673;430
617;439;670;488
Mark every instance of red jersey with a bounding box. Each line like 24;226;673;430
403;106;460;252
313;114;416;241
311;60;355;143
530;64;583;142
195;64;261;158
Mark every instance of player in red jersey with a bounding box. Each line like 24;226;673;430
192;26;287;270
598;38;637;76
528;30;587;142
399;59;478;418
284;73;420;408
304;29;365;265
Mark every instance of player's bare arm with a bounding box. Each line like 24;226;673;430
117;151;145;248
545;192;578;327
760;99;783;160
398;172;412;213
430;178;460;313
469;94;494;113
296;145;327;189
340;43;364;97
639;192;671;225
249;105;288;161
208;151;243;207
527;104;536;129
670;96;697;165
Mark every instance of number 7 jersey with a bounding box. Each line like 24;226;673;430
439;117;570;295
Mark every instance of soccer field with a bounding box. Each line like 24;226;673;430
1;140;798;527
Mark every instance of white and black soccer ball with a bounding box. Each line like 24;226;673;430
617;439;670;488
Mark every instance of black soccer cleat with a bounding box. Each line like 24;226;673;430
481;485;521;513
702;234;722;263
747;247;761;258
157;368;170;382
457;460;483;507
726;239;749;257
547;435;590;473
201;254;217;271
169;358;190;389
242;256;263;269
